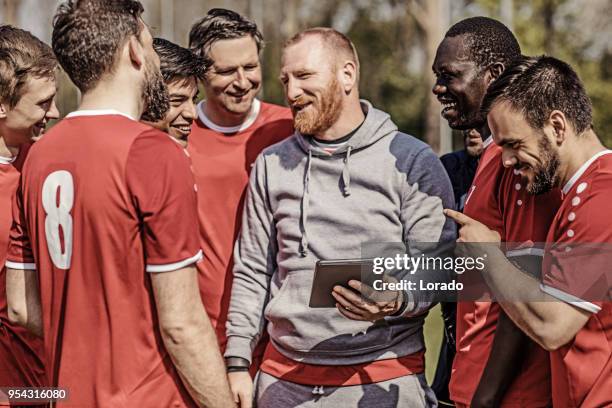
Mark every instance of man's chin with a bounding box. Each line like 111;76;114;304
223;95;256;115
444;113;485;131
30;129;44;142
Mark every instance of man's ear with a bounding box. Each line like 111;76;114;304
0;102;7;119
340;60;358;94
484;62;505;86
548;110;568;145
128;35;144;69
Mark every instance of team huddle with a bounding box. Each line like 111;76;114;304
0;1;609;408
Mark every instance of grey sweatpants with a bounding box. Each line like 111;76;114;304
255;371;438;408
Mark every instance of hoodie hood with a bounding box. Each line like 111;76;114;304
295;100;399;256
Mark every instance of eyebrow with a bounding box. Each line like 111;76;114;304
37;92;56;104
214;59;259;70
497;138;520;147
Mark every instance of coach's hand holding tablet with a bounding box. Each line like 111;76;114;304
332;278;403;322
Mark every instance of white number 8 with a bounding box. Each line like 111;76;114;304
42;170;74;270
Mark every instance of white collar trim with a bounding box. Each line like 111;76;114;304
66;109;135;121
562;150;612;194
197;99;261;134
482;135;493;148
0;154;17;165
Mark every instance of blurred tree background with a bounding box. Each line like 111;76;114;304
1;0;610;152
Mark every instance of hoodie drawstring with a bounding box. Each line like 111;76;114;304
342;146;352;196
299;150;312;257
300;147;353;256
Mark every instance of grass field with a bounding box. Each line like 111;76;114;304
423;304;444;383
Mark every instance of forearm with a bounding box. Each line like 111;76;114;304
225;251;273;361
397;243;456;317
161;313;235;408
472;311;530;407
6;268;42;337
480;248;587;350
224;273;269;362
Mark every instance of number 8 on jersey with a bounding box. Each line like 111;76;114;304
42;170;74;270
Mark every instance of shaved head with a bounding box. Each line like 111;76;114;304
284;27;359;79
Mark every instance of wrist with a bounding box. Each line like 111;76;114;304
225;356;250;373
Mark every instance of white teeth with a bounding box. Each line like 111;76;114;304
172;126;191;133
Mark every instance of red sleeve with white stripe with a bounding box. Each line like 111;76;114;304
541;181;612;313
126;129;202;272
6;180;36;270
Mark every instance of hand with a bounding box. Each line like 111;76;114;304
332;280;402;322
227;371;253;408
444;209;501;244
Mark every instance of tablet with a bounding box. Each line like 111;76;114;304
308;258;376;308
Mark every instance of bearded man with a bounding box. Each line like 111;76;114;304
224;27;455;408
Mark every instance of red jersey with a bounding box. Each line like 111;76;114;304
6;111;202;407
540;150;612;407
187;99;293;350
451;137;561;407
0;145;46;405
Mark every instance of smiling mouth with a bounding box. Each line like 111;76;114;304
291;102;312;113
227;90;250;98
516;164;532;177
170;124;191;137
33;122;46;134
441;101;458;115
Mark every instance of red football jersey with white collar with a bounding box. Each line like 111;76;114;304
6;111;201;407
451;137;560;407
541;150;612;408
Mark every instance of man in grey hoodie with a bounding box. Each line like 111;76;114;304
225;27;456;408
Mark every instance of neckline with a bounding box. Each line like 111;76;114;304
0;154;17;165
482;136;493;149
197;99;261;134
66;109;135;121
562;150;612;194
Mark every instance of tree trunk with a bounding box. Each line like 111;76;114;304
409;0;451;154
2;0;19;25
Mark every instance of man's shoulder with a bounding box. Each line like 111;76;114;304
440;150;468;171
259;101;292;120
260;133;299;156
30;115;153;160
256;102;294;134
388;131;431;156
387;131;437;170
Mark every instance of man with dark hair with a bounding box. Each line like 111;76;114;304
226;27;455;408
142;37;210;146
433;16;559;408
0;25;58;404
448;55;612;408
5;1;234;407
186;8;293;367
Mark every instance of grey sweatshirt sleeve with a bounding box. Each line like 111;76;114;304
224;154;277;363
398;145;456;317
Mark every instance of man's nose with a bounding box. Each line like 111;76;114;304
502;149;518;168
46;99;60;120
